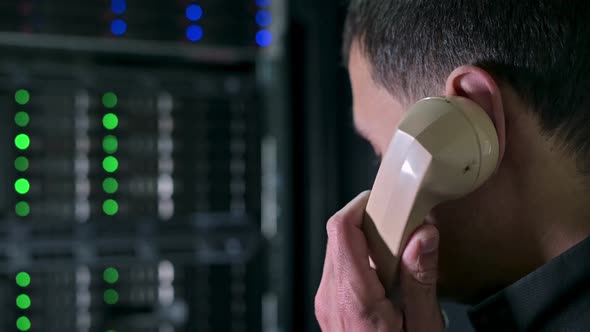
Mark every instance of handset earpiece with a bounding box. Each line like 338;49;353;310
362;96;499;295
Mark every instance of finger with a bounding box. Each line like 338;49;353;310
321;236;334;281
319;190;368;294
330;190;371;229
326;191;385;305
326;190;371;264
320;190;368;277
399;224;444;331
316;235;336;329
316;192;371;327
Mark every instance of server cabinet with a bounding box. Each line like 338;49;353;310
0;1;291;331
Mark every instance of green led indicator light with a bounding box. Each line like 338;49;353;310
103;199;119;216
15;178;30;195
102;92;118;109
15;202;30;217
16;272;30;287
102;156;119;173
103;289;119;304
15;89;30;105
107;330;116;332
103;267;119;284
102;135;118;154
103;113;119;130
102;177;119;194
15;112;30;127
16;294;31;310
14;134;31;150
14;157;29;172
16;316;31;331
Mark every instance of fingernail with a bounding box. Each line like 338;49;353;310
420;233;439;255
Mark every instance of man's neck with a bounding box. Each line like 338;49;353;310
538;215;590;263
524;153;590;263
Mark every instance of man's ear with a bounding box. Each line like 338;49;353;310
445;65;506;167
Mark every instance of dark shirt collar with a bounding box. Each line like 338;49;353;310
468;235;590;331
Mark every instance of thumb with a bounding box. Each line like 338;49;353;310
399;224;444;331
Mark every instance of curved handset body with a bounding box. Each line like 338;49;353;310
363;96;499;295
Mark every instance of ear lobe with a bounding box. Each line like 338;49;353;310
445;66;506;168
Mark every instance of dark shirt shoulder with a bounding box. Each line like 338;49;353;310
468;236;590;332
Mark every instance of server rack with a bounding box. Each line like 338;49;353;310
0;1;291;331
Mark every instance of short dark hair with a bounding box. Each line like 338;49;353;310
343;0;590;173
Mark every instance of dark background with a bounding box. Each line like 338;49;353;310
0;0;472;331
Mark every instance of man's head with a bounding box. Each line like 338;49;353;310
344;0;590;303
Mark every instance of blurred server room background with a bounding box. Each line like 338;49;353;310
0;0;473;332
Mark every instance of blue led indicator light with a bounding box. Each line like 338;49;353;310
256;30;273;47
255;10;272;27
186;4;203;21
186;25;203;42
111;0;127;15
110;19;127;36
256;0;271;8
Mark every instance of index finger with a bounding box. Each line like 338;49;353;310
326;191;385;300
328;190;371;231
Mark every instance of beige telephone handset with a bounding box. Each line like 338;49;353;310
363;96;499;295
